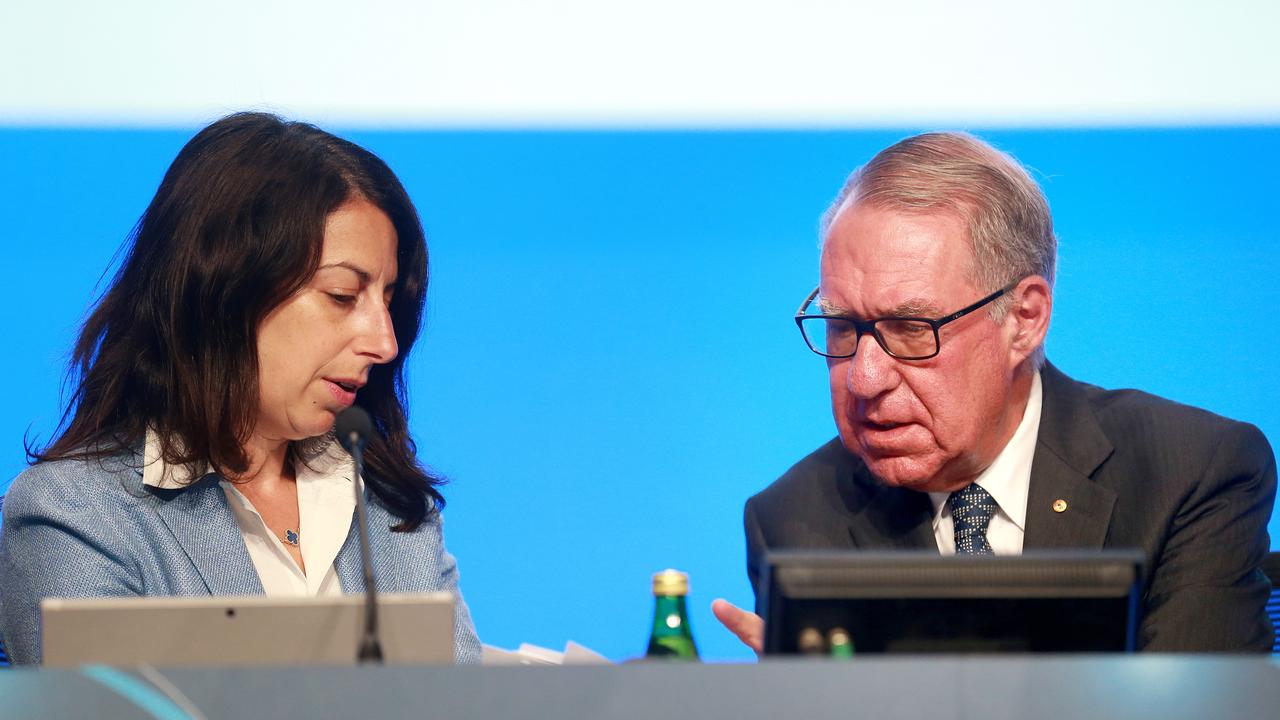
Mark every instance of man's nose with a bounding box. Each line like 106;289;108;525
846;332;899;399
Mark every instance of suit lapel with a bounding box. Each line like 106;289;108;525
1023;364;1118;549
149;475;264;595
845;464;937;551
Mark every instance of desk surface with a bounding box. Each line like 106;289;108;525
3;656;1280;720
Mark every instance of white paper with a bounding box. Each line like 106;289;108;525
480;641;613;666
562;641;611;665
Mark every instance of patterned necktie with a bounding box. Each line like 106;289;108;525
948;483;998;555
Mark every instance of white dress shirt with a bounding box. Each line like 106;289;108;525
141;431;355;596
927;371;1042;556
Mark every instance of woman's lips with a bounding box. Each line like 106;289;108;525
324;379;357;407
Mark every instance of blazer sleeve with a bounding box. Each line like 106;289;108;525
429;513;482;664
0;462;144;665
1138;422;1276;652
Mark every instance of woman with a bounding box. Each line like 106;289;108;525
0;112;480;664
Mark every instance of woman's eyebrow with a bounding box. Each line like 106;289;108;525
316;261;371;284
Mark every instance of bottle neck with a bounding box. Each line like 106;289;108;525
650;594;691;636
646;592;698;659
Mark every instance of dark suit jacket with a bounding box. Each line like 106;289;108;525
745;363;1276;652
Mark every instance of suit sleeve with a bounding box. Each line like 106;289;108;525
745;496;769;614
1138;423;1276;652
0;465;144;665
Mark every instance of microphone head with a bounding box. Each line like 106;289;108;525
335;406;374;452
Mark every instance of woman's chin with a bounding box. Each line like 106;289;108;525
282;412;342;442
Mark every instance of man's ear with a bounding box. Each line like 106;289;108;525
1007;275;1052;367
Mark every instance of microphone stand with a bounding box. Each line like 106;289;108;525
348;435;384;664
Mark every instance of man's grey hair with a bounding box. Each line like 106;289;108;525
821;131;1056;368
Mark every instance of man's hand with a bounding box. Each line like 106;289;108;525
711;598;764;654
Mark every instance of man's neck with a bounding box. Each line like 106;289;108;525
992;367;1036;461
930;365;1038;493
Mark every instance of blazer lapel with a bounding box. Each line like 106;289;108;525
1023;364;1118;549
335;514;364;592
335;493;402;593
150;475;263;595
845;464;937;551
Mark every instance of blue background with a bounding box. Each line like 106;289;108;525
1;127;1277;661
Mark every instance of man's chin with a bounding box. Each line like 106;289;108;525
853;448;945;491
837;432;937;485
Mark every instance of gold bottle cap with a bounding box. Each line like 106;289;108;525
652;569;689;596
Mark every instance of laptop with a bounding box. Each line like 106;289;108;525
41;592;454;667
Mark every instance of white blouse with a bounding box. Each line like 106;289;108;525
141;431;355;596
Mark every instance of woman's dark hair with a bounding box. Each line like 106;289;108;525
32;111;443;530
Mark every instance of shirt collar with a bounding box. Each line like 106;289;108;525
928;370;1043;531
141;428;352;490
141;429;210;489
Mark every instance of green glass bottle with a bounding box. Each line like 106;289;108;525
645;569;699;660
827;627;854;659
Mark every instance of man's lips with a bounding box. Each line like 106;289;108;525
852;418;921;450
859;418;910;431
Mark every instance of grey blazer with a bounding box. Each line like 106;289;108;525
0;451;481;665
745;363;1277;652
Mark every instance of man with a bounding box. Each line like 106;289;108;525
712;132;1276;652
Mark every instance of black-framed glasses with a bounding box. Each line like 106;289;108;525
794;281;1019;360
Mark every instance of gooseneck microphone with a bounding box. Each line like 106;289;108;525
335;406;383;664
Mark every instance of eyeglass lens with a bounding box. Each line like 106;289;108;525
800;317;938;359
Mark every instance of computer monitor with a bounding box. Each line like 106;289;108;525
761;550;1143;655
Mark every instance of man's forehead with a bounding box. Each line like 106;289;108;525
824;201;969;248
819;205;977;316
818;288;944;318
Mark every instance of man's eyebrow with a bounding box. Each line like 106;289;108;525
819;295;941;318
818;296;849;315
887;298;941;317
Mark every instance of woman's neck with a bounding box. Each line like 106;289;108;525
234;433;294;485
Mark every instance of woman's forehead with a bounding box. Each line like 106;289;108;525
319;200;399;281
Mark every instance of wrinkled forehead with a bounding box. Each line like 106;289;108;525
819;202;979;313
823;194;975;247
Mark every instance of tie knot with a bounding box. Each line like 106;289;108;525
948;483;998;555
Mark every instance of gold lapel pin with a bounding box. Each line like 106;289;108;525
1052;499;1068;513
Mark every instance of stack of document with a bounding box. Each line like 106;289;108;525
481;641;611;665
